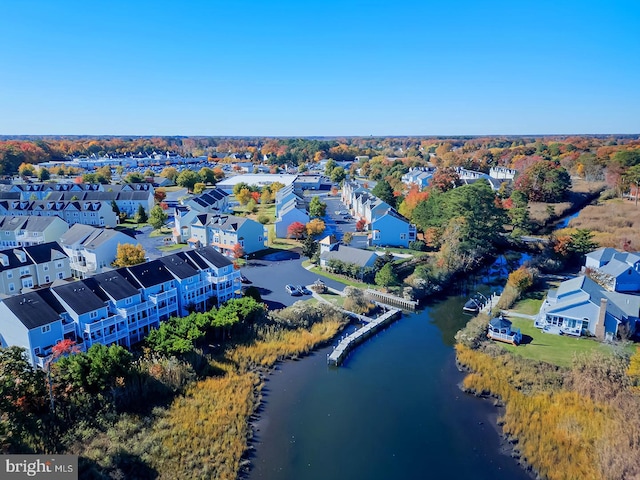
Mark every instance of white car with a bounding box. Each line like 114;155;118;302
286;284;302;296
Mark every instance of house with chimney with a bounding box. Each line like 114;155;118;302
535;275;640;340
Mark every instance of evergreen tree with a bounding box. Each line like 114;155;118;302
372;179;396;208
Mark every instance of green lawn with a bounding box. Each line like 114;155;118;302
307;265;369;289
510;297;544;315
158;244;187;252
149;227;173;238
499;317;626;368
319;292;345;307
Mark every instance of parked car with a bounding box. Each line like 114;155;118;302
297;285;312;295
240;274;251;284
286;284;302;296
335;210;348;215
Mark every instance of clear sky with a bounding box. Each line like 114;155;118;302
1;0;638;136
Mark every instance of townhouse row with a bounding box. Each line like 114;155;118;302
341;182;416;248
0;246;240;367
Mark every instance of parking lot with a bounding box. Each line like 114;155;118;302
322;195;368;248
240;251;347;310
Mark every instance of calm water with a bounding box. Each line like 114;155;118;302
248;281;531;480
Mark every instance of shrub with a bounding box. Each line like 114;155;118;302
409;240;427;251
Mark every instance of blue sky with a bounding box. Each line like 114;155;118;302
1;0;638;136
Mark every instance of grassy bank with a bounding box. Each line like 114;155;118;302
72;303;349;479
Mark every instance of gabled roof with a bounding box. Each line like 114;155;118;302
121;260;175;288
320;245;377;268
193;246;233;268
181;249;211;270
23;242;67;264
89;271;140;301
3;291;63;329
52;280;106;315
600;259;635;278
158;253;200;279
586;247;618;263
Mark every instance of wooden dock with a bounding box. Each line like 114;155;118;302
365;289;418;310
479;292;501;315
327;307;402;366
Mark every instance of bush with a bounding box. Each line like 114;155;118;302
257;214;270;225
409;240;427;251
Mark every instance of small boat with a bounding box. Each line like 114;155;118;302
463;296;483;313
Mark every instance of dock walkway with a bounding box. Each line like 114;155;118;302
327;307;402;366
479;292;502;315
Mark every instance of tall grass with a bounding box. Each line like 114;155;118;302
570;198;640;248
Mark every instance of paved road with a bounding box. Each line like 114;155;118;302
240;251;347;310
322;196;368;248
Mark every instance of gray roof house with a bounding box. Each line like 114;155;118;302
536;275;640;339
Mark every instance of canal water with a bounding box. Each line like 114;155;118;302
248;258;531;480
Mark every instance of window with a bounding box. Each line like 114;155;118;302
44;275;50;283
43;265;49;271
20;267;30;276
57;272;64;280
41;325;51;333
56;261;63;268
22;278;33;289
400;233;406;240
90;311;98;319
8;283;15;292
7;271;12;279
4;231;9;236
125;297;133;305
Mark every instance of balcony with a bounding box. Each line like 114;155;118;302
63;320;76;335
16;234;45;245
116;300;152;318
83;314;121;335
148;288;177;305
70;259;97;274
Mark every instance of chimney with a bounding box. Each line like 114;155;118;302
595;298;607;340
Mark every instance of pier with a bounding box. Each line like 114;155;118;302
365;289;418;310
479;292;501;315
327;307;402;366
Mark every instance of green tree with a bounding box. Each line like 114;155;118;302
176;169;201;192
308;196;327;217
372;179;396;207
330;166;346;184
513;161;571;202
568;229;598;256
198;167;216;184
375;262;399;287
110;199;120;216
149;204;169;229
324;159;337;176
134;204;148;223
0;347;47;450
37;167;50;181
124;172;145;183
302;234;318;259
412;181;506;257
18;163;35;177
54;343;132;395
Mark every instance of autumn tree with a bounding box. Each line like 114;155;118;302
113;243;146;267
355;218;367;232
193;182;206;194
154;189;167;203
236;188;253;206
513;160;571;202
430;167;461;192
149;204;169;229
397;185;429;220
232;242;244;259
343;232;353;245
306;218;326;237
18;163;35;177
160;167;179;182
176;169;201;192
309;196;327;217
287;221;306;239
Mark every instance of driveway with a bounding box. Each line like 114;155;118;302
322;196;368;248
240;253;347;311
